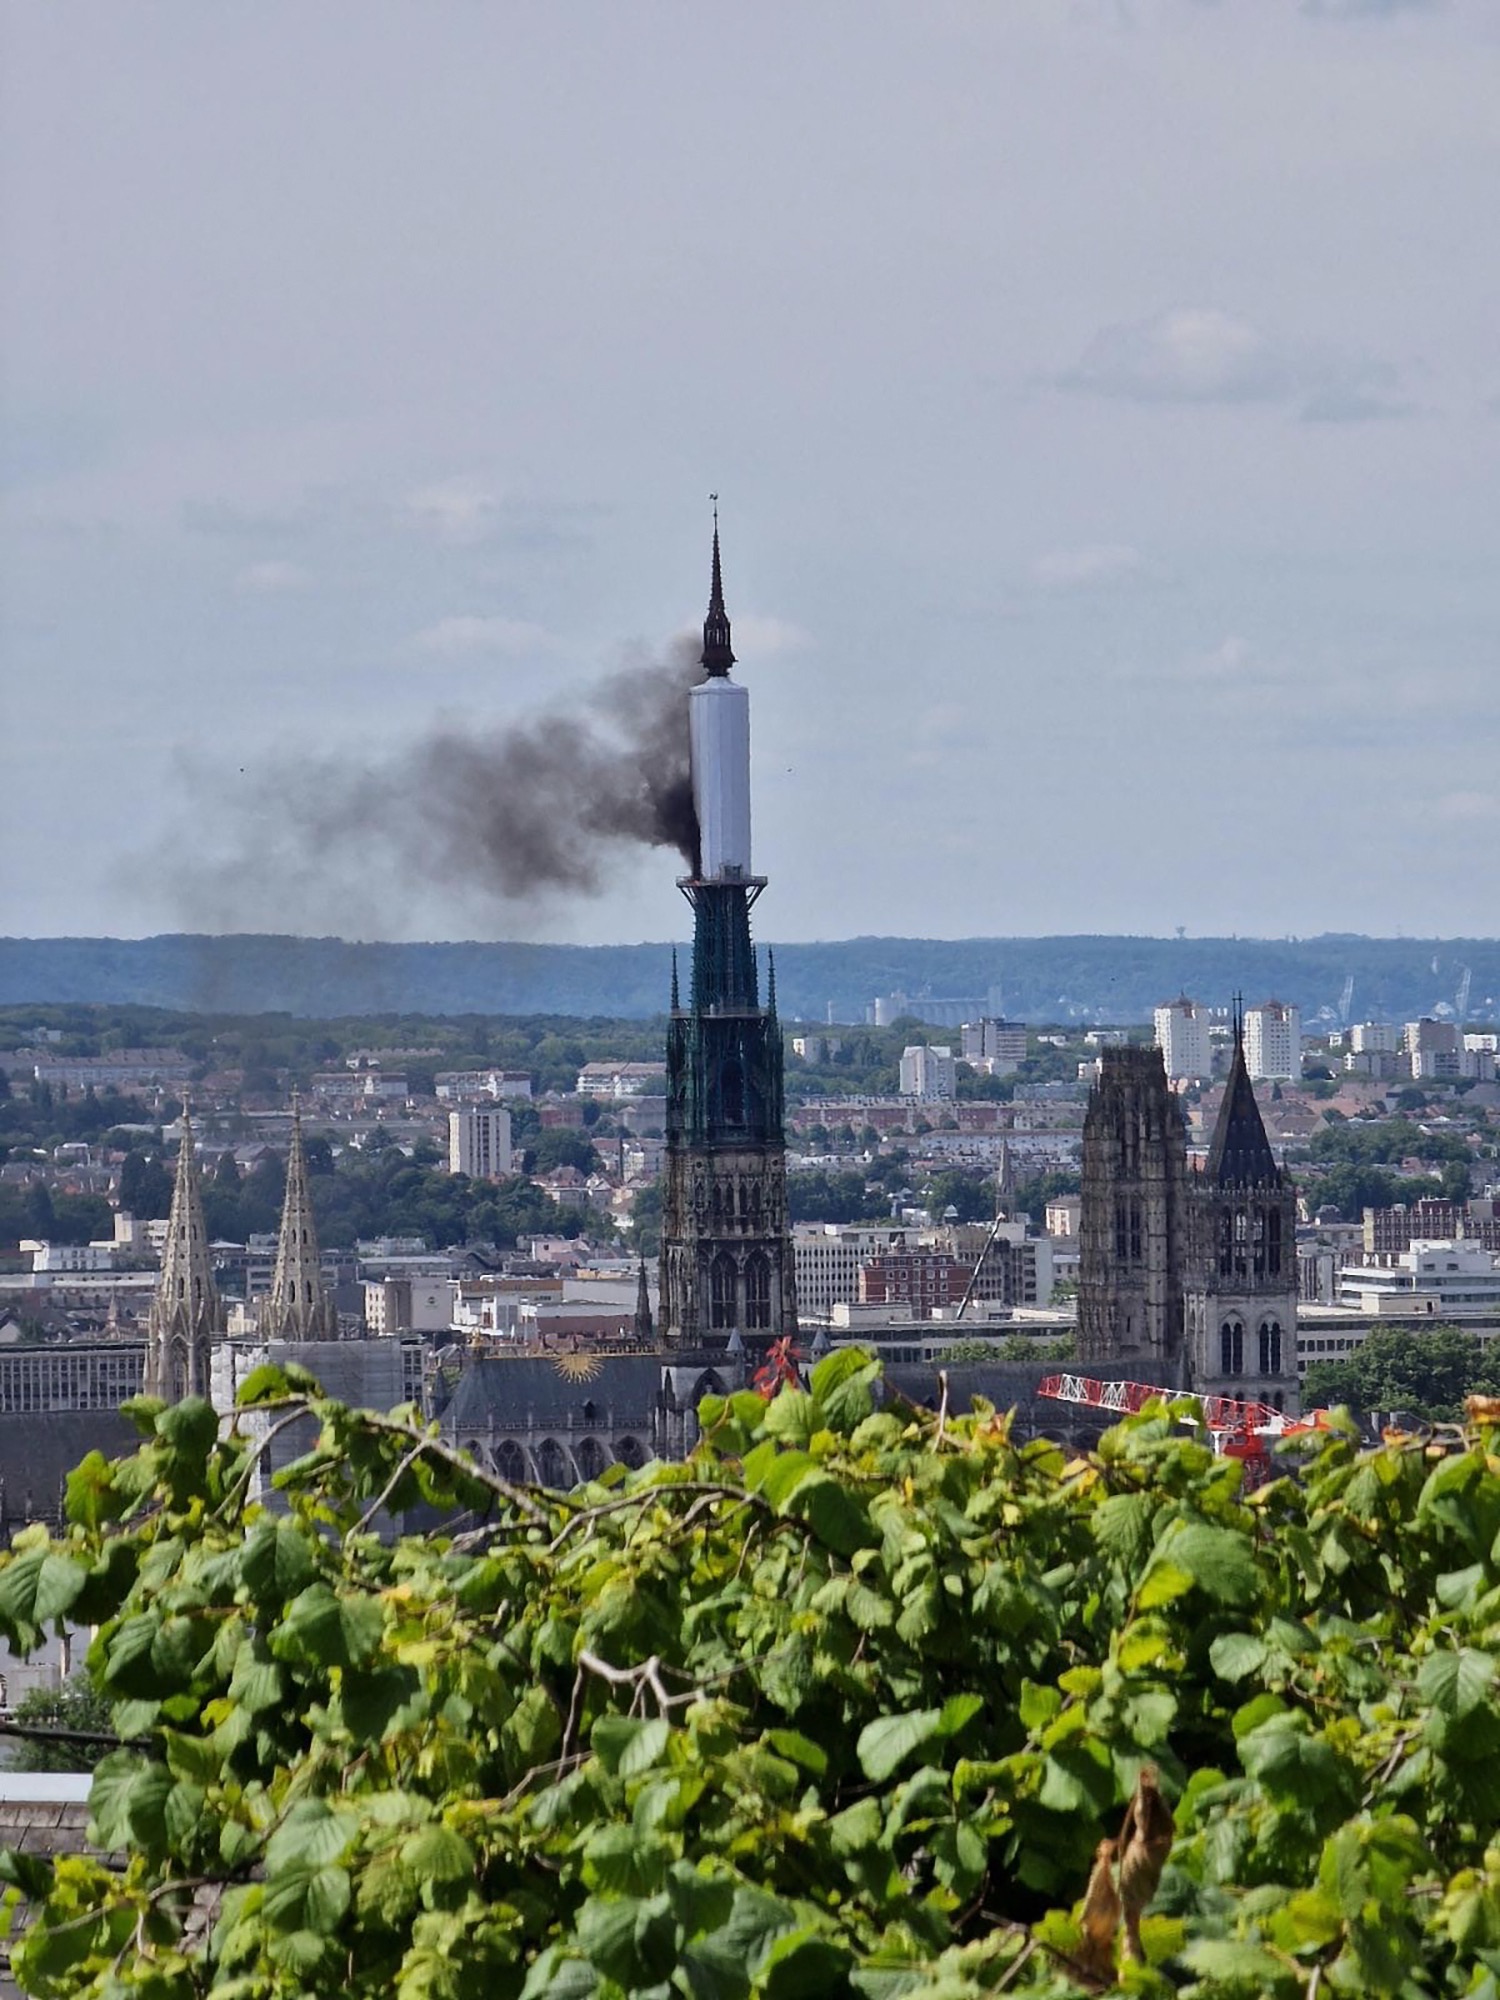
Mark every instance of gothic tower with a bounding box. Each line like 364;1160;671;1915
659;520;796;1355
1183;1009;1300;1410
262;1102;338;1341
1078;1046;1189;1372
144;1107;222;1402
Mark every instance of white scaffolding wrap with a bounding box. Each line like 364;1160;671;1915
689;676;752;880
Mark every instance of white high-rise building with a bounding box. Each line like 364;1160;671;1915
899;1045;957;1101
1154;997;1212;1081
959;1019;1027;1074
1244;1002;1301;1082
1349;1023;1397;1055
448;1106;513;1181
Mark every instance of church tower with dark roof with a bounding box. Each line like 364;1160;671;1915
658;516;796;1362
144;1107;222;1403
1183;1004;1300;1411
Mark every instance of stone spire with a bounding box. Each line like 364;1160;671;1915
263;1101;337;1340
633;1256;654;1344
1206;1002;1280;1188
700;498;736;678
144;1106;221;1402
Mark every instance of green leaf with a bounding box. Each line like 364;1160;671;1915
87;1751;172;1853
273;1583;384;1670
782;1472;875;1555
156;1396;219;1458
1210;1631;1269;1682
857;1707;943;1783
1093;1490;1157;1568
593;1713;670;1776
266;1799;356;1874
399;1822;474;1887
1418;1647;1495;1720
242;1518;316;1603
1163;1521;1260;1607
809;1347;880;1432
31;1553;86;1626
262;1862;350;1936
765;1729;827;1776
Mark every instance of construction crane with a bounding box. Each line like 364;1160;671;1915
1037;1372;1336;1485
1457;966;1473;1024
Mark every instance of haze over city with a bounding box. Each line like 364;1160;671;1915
3;0;1497;945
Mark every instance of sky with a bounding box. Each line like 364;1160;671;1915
3;0;1498;948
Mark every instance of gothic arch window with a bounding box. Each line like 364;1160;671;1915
536;1438;571;1490
720;1060;745;1127
710;1253;736;1329
1258;1320;1282;1374
1128;1201;1142;1265
1232;1208;1249;1280
1220;1319;1244;1377
1218;1209;1234;1279
745;1253;772;1330
693;1369;726;1401
1115;1200;1129;1264
581;1399;598;1425
575;1436;608;1481
495;1440;527;1483
615;1434;647;1470
1266;1207;1283;1276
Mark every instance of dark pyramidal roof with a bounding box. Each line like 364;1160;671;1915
1205;1033;1280;1187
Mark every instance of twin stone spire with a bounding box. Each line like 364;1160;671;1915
144;1101;336;1405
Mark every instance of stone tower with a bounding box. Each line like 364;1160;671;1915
261;1103;338;1341
1078;1046;1189;1373
659;521;796;1355
144;1107;222;1402
1184;1011;1299;1410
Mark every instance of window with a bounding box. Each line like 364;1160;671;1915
1266;1207;1282;1276
1220;1320;1244;1376
710;1253;736;1329
745;1254;772;1330
1258;1320;1282;1374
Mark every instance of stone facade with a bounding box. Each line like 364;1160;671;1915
1078;1047;1189;1375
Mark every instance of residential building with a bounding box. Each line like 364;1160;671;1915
576;1062;668;1099
1154;997;1213;1082
448;1105;514;1182
1244;1001;1301;1082
1350;1023;1398;1055
959;1019;1027;1074
899;1044;957;1101
1338;1240;1500;1319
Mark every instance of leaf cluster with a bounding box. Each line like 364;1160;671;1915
6;1362;1500;1996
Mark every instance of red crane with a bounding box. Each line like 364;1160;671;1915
1037;1372;1336;1485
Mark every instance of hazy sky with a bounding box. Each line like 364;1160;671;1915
3;0;1497;947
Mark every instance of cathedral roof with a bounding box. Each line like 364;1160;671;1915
441;1353;661;1433
1205;1035;1281;1187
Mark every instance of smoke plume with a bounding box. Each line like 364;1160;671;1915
159;641;702;933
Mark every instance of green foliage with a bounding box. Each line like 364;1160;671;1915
6;1676;114;1774
788;1171;891;1225
13;1365;1500;1993
1303;1323;1500;1420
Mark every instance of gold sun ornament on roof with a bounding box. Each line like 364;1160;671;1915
554;1350;604;1383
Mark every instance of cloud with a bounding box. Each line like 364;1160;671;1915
731;614;812;657
410;614;556;657
1301;0;1441;18
1056;308;1410;421
405;476;503;544
1433;790;1500;824
1031;544;1152;590
234;559;310;594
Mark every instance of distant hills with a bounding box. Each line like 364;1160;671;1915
2;933;1498;1027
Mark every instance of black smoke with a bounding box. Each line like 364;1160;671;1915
160;641;702;934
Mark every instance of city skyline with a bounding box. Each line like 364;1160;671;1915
4;1;1498;947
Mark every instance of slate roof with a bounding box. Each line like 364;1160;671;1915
441;1353;661;1433
1204;1040;1281;1188
0;1413;139;1533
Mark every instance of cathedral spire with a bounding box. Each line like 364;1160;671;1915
633;1256;654;1344
144;1103;221;1402
263;1097;337;1340
1205;1004;1280;1188
701;497;736;679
